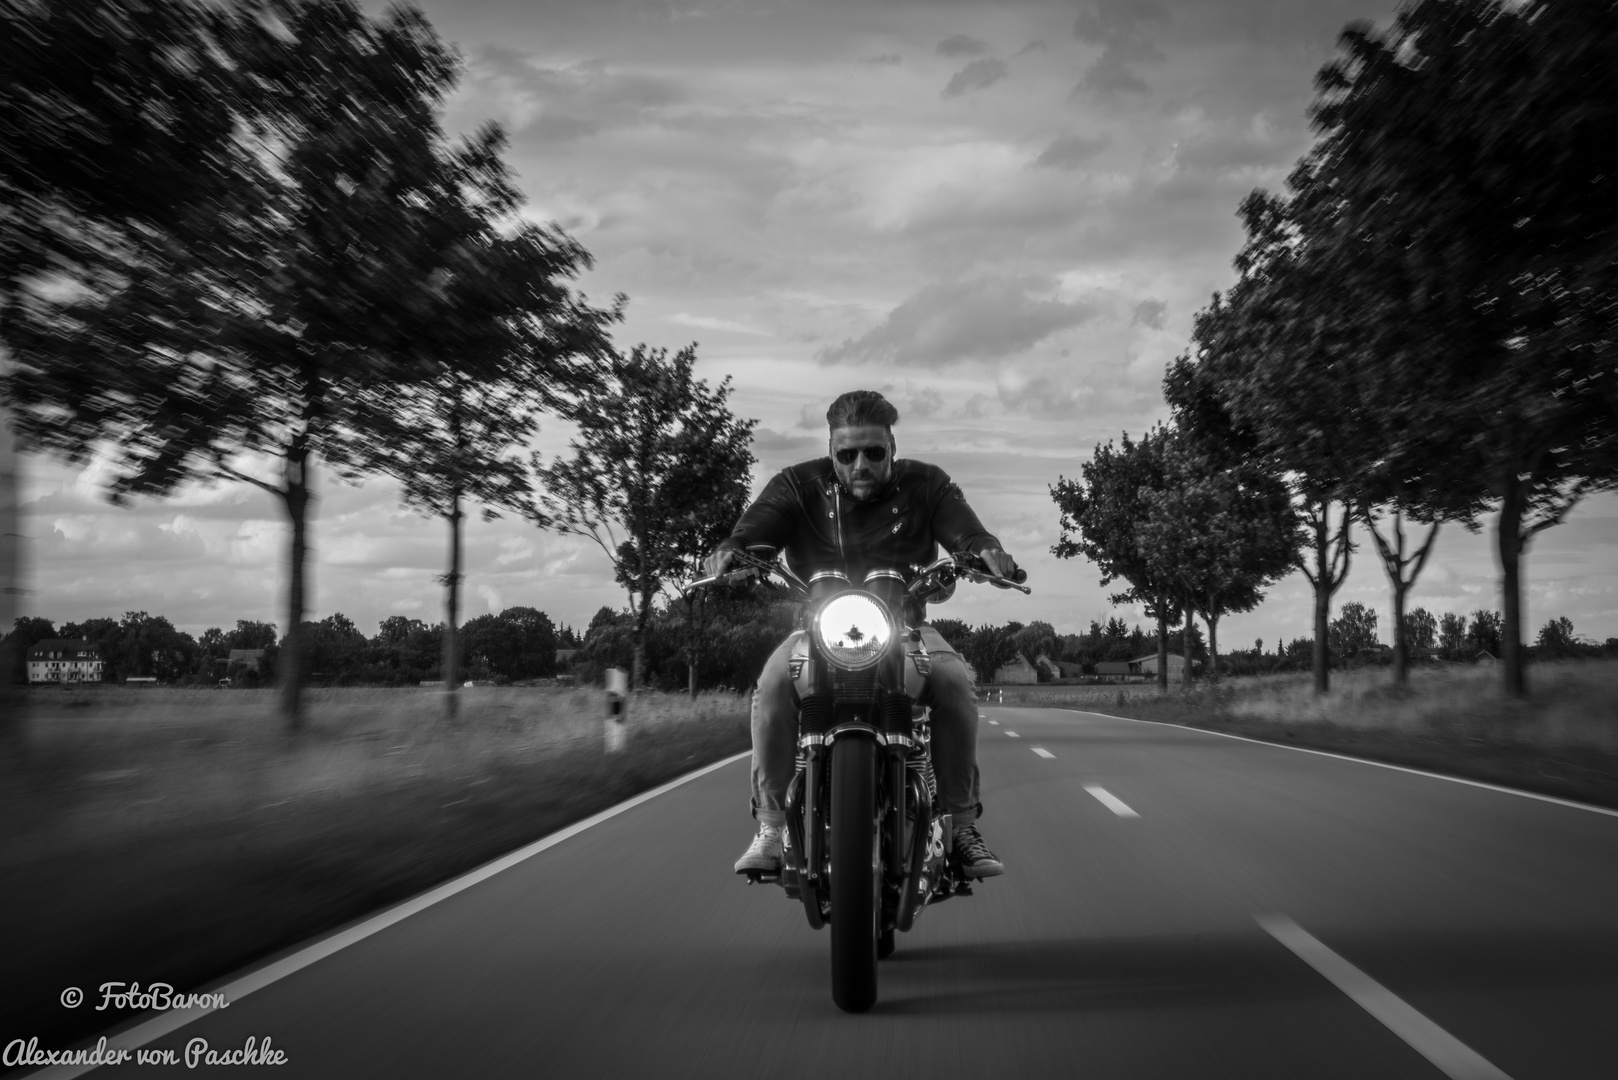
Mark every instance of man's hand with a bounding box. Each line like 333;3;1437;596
704;547;737;579
978;547;1020;580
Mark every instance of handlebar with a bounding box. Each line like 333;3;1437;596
683;550;1028;598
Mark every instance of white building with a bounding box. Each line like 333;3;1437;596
1134;652;1196;678
27;639;104;683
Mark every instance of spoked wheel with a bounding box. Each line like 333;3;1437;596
878;928;896;960
829;735;879;1012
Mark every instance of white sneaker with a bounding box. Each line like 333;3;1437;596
733;825;784;874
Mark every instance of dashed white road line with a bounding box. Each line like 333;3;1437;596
1005;730;1021;738
1032;747;1055;759
1257;915;1513;1080
1084;785;1138;817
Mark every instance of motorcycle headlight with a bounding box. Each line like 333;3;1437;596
813;591;893;670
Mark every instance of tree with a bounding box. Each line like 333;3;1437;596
535;344;757;688
1437;611;1467;660
1012;621;1058;667
963;624;1020;686
3;1;488;729
0;0;245;731
1328;601;1379;665
1305;0;1618;694
1467;610;1504;657
1173;268;1357;695
1402;607;1437;658
5;616;57;685
1536;616;1578;658
359;119;619;719
931;619;972;653
1138;421;1300;683
462;606;558;681
1051;428;1183;690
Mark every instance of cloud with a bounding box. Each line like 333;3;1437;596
905;386;945;419
1033;133;1110;170
463;46;686;143
1132;298;1167;329
1072;0;1170;98
862;53;901;65
942;58;1008;99
670;312;773;336
818;276;1103;368
936;34;989;58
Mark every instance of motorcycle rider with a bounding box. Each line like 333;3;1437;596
706;389;1018;880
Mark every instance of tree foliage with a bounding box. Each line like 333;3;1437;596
1051;427;1182;689
1300;0;1618;693
534;344;756;688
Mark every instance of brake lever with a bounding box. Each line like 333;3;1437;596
965;570;1032;595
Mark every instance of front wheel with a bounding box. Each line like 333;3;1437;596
829;735;879;1012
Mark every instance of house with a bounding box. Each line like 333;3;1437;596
1135;652;1195;678
993;652;1038;684
1095;660;1143;682
1033;654;1060;680
26;640;104;684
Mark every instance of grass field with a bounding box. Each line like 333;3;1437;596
988;660;1618;809
0;684;749;1055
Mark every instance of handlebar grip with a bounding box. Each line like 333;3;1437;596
1010;568;1027;585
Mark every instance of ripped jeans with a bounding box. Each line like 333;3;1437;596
748;624;982;828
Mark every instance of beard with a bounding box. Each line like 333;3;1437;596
843;468;886;500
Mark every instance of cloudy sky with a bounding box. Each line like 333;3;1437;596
17;0;1618;651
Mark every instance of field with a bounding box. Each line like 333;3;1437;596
990;659;1618;810
0;684;749;1054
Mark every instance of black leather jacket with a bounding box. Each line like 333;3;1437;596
716;458;1001;607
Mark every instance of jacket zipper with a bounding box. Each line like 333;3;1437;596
834;484;847;572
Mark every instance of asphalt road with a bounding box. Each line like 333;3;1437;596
25;706;1618;1079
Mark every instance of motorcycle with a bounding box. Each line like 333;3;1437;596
689;547;1029;1012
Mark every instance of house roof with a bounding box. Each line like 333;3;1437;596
27;639;99;660
1095;661;1135;674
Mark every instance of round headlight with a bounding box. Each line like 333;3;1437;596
814;591;893;670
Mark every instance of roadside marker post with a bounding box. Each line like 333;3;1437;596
604;667;628;752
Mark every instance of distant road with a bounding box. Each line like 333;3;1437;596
24;706;1618;1079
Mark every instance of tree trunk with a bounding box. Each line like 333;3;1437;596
632;580;652;690
1497;469;1527;697
0;375;23;750
1181;600;1193;684
1363;507;1441;687
686;591;702;699
1156;610;1169;691
1391;574;1408;685
442;488;463;722
1207;613;1220;684
278;446;311;731
1304;500;1352;696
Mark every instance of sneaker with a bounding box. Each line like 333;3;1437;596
734;825;784;874
952;821;1004;878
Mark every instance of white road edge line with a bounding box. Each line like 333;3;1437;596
1032;747;1056;759
1054;708;1618;820
21;750;752;1080
1257;915;1513;1080
1084;785;1138;817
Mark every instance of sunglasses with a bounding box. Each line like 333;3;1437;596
834;445;888;465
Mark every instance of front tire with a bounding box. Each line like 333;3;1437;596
829;735;879;1012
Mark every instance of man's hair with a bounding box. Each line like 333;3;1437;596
826;390;899;431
